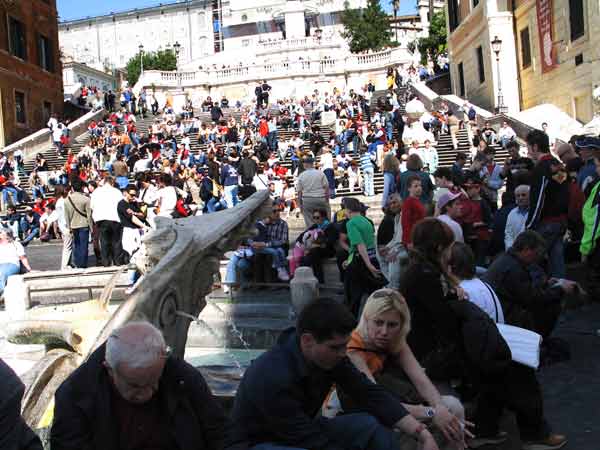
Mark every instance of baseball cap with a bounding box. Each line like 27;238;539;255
437;191;462;210
302;156;315;164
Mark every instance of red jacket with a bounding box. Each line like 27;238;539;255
401;196;425;245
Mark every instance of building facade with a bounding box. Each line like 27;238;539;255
446;0;599;122
62;59;118;99
58;0;368;72
0;0;63;148
58;0;215;71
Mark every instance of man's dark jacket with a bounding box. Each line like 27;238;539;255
51;343;228;450
226;329;408;450
482;249;562;331
0;359;43;450
526;154;569;229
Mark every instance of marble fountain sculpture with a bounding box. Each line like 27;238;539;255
402;97;435;146
5;190;271;430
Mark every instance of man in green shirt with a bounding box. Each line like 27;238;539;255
580;155;600;297
343;198;385;316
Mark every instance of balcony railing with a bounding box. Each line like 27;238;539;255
137;47;409;90
256;35;338;53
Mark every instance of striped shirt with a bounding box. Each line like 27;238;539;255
360;153;373;171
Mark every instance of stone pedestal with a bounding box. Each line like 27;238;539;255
290;267;319;316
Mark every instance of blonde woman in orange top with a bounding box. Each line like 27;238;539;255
348;288;471;449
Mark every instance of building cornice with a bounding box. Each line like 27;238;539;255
59;0;209;27
62;61;114;78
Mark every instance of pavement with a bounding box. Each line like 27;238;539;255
12;242;600;449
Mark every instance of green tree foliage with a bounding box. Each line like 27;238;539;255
126;49;177;86
412;8;448;65
341;0;394;53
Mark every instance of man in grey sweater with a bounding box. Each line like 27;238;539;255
64;179;93;268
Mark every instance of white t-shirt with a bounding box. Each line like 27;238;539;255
55;197;68;233
90;185;123;223
460;278;505;324
0;241;25;266
437;214;464;243
320;153;334;171
157;186;178;217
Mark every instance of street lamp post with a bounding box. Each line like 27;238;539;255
173;41;182;89
491;36;508;114
139;44;144;76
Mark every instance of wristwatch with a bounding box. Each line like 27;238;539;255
425;407;436;419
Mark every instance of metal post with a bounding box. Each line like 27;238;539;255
491;36;507;114
495;55;505;113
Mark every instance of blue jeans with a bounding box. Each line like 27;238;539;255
323;168;335;199
256;247;287;269
267;131;278;151
363;167;375;196
32;186;45;200
206;198;225;213
500;136;515;148
385;123;393;141
223;185;239;209
2;187;19;206
224;254;252;284
72;228;90;268
534;221;566;278
382;172;396;207
19;219;39;245
251;413;399;450
0;263;20;292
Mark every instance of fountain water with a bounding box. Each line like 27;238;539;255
175;310;243;370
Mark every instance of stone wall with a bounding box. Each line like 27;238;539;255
1;108;105;161
515;0;598;123
0;0;63;147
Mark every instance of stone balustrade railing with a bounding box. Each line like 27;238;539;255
1;108;106;161
137;47;410;90
257;35;337;53
409;82;543;145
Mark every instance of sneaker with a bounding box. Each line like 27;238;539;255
522;434;567;450
277;267;290;281
223;285;230;294
468;432;508;448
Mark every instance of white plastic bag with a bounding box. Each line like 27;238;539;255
497;323;542;369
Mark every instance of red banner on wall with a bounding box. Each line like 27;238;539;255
536;0;557;73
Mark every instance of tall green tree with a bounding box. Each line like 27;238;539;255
125;49;177;86
412;8;448;66
341;0;394;53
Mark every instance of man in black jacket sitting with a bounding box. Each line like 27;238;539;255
51;321;229;450
483;230;576;338
227;299;439;450
0;358;42;450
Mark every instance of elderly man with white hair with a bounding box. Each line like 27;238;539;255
504;185;530;249
51;321;229;450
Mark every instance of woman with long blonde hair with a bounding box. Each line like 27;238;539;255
347;288;469;449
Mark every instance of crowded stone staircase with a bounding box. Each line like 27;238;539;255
11;88;507;218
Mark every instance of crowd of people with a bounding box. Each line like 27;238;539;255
3;68;600;450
